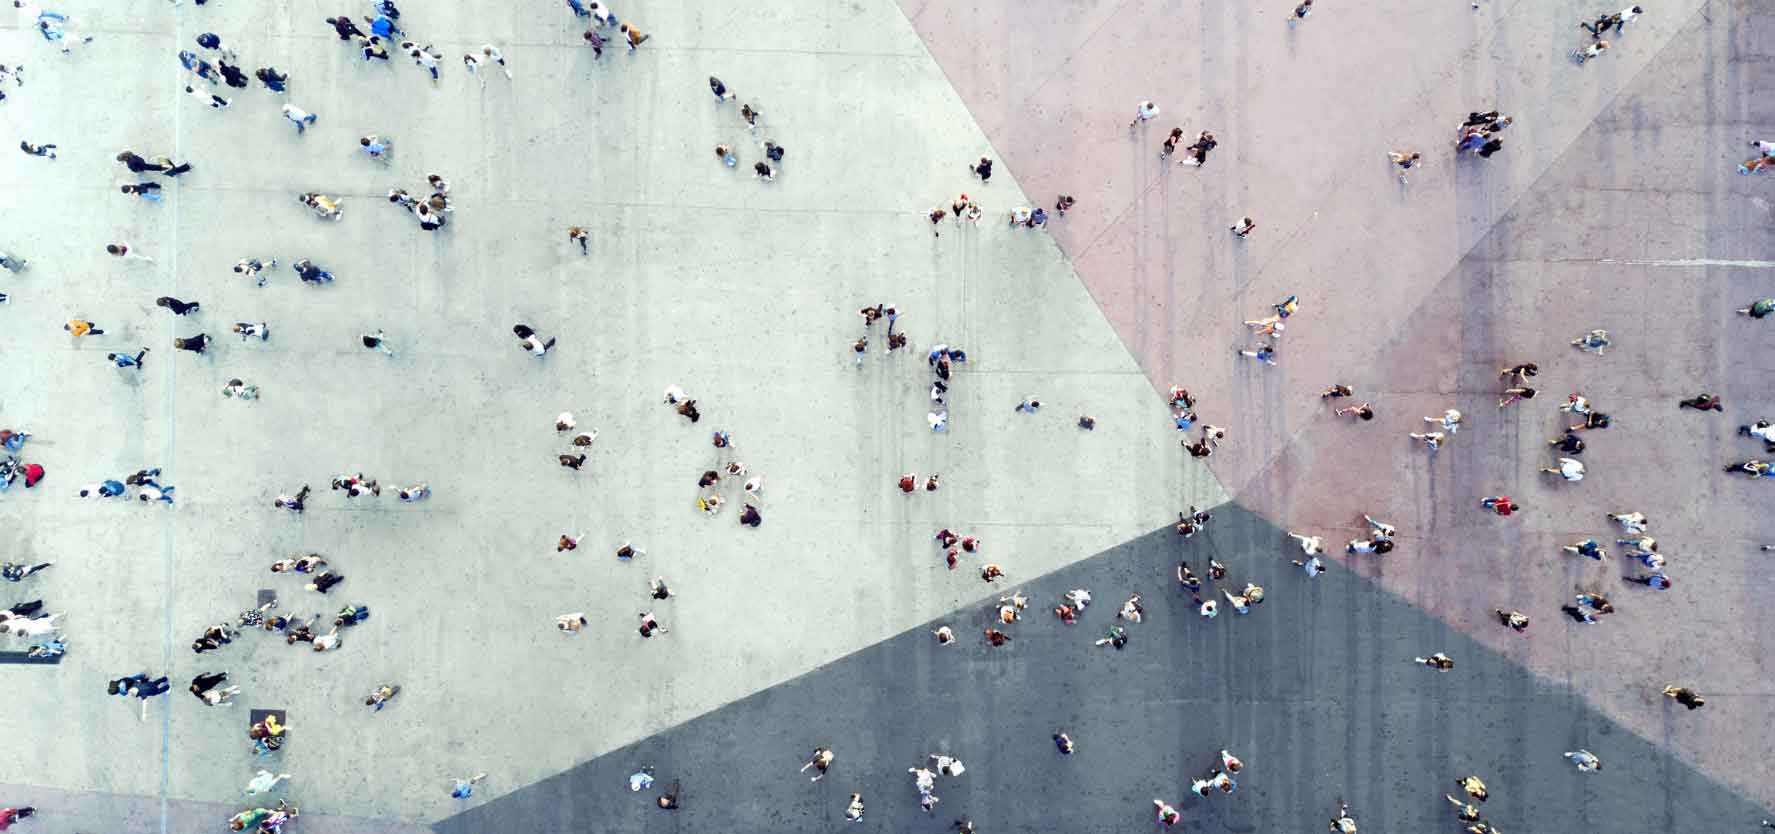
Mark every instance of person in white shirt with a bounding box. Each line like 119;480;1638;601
1425;408;1462;434
1288;532;1324;554
1564;749;1602;772
1128;100;1159;128
1542;457;1585;481
311;626;340;651
480;45;512;79
0;612;62;637
244;770;290;795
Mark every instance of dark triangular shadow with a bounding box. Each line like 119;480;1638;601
436;502;1766;834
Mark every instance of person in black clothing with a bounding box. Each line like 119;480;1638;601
1181;130;1218;167
116;151;192;176
218;59;249;88
189;671;228;700
326;16;366;40
173;333;211;354
255;67;289;92
155;296;201;316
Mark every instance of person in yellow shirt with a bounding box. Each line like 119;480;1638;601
64;319;104;337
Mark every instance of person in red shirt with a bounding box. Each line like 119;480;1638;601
0;806;38;830
1480;496;1519;516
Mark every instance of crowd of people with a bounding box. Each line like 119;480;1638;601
3;0;1767;831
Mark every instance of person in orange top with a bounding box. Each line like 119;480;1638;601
64;319;104;337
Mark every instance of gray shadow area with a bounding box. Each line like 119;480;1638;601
436;502;1766;833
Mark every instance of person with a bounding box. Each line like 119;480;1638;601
1408;431;1444;450
155;296;200;315
1094;625;1128;649
359;134;392;162
1180;130;1217;167
513;324;556;356
1230;216;1256;237
1624;571;1673;589
1480;496;1518;516
1330;801;1356;833
1445;794;1481;823
63;319;103;337
1571;329;1611;354
1335;402;1374;421
1388;150;1421;183
0;808;35;830
1153;799;1180;826
800;747;834;781
1541;457;1585;481
1128;100;1159;128
1498;386;1536;408
624;22;653;50
108;673;171;720
2;562;53;583
709;75;734;101
1663;685;1706;710
557;613;586;633
1679;393;1722;411
1573;39;1610;64
281;102;318;133
450;773;487;799
1457;775;1488;801
844;793;864;823
1563;538;1604;560
1564;749;1602;772
361;330;396;358
964;155;994;184
244;769;290;796
255;66;289;92
1549;431;1586;455
1738;298;1775;318
1412;653;1455;670
637;611;665;637
1741;419;1775;451
1608;510;1648;533
1495;609;1529;632
1054;731;1074;754
1238;344;1278;365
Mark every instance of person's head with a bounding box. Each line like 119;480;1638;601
1631;4;1642;11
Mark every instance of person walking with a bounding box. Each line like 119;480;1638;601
513;324;556;357
255;66;289;92
1180;130;1218;167
155;296;200;315
106;243;153;262
1388;151;1421;183
1129;100;1160;128
281;103;317;133
63;318;104;337
1662;685;1706;710
361;330;397;358
1480;496;1519;516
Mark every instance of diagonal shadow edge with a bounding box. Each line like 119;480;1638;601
435;500;1767;834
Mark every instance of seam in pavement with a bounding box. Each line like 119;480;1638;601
1226;0;1721;503
161;10;185;833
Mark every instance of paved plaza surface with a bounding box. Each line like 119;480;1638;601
0;0;1770;832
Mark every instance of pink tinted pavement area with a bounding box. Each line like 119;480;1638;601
903;0;1775;811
